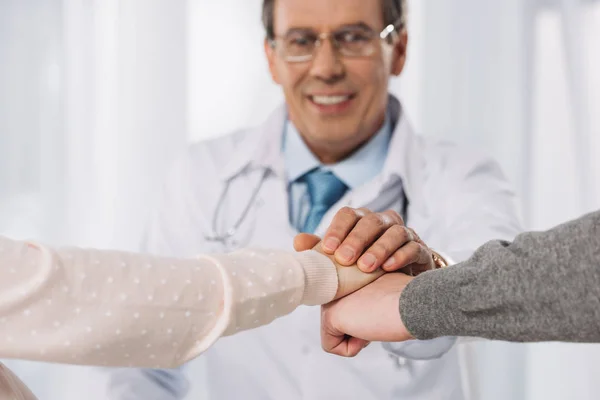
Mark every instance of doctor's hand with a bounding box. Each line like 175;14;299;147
296;207;436;275
294;235;385;301
321;273;415;357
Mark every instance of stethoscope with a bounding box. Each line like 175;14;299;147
203;167;410;247
202;169;448;361
204;168;270;244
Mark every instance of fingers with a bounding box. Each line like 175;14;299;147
382;240;433;273
321;207;372;254
321;207;430;273
334;210;404;266
321;305;369;357
293;233;321;252
324;335;369;358
356;225;413;272
320;304;343;353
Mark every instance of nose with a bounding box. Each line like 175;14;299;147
309;38;344;83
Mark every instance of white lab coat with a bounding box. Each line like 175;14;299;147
113;96;522;400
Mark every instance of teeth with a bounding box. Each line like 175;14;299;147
312;95;350;105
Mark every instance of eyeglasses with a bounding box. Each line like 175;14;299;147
269;23;401;63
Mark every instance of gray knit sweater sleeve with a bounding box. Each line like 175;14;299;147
400;210;600;342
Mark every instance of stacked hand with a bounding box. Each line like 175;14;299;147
294;207;437;357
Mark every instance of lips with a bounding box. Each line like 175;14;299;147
310;94;352;105
307;93;356;115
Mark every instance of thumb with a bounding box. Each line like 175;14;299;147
294;233;321;252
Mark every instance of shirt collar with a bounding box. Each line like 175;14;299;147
282;114;392;189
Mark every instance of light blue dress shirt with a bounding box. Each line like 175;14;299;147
282;116;392;231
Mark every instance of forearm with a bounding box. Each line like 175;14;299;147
400;210;600;342
208;248;337;338
0;237;337;369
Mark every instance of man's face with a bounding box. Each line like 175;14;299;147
265;0;408;163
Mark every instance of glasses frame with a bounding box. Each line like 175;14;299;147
269;22;402;63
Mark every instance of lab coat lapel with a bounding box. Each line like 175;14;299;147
218;104;288;182
219;95;432;240
214;104;298;251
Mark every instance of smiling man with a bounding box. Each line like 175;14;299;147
107;0;522;399
264;0;404;166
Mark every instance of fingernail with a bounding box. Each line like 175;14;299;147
323;237;341;252
338;246;355;262
383;257;396;270
359;254;377;271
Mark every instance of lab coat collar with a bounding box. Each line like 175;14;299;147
218;94;418;199
340;96;415;210
381;95;417;191
218;103;288;181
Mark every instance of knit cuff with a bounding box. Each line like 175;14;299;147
399;266;465;340
293;251;339;306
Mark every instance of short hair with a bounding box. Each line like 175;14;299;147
261;0;407;39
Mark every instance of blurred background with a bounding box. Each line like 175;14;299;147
1;0;599;399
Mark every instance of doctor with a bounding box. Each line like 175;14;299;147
109;0;522;399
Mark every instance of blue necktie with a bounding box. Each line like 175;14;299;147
301;169;348;233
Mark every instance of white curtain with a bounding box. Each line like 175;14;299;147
524;3;600;400
1;0;599;399
1;0;189;398
419;1;600;400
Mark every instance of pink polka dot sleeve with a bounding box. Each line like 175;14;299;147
0;235;337;391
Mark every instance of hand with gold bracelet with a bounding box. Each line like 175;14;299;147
295;207;448;279
294;207;449;357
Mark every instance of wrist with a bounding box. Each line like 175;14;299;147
333;265;385;300
311;243;385;301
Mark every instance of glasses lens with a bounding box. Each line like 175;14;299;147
282;32;317;59
335;28;375;56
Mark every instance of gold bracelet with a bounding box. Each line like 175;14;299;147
431;250;449;269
